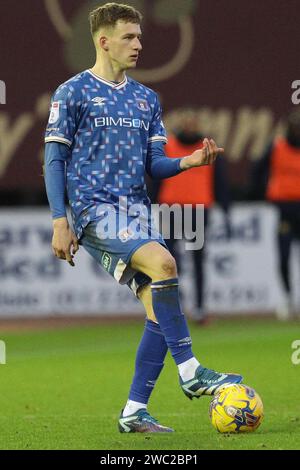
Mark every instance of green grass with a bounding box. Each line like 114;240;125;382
0;318;300;450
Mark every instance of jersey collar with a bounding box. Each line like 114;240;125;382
87;70;128;90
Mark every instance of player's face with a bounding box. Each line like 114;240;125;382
107;21;142;70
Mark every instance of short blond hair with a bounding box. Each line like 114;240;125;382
89;3;142;36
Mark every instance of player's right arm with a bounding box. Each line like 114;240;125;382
44;142;79;266
44;84;79;266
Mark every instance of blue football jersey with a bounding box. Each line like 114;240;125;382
45;70;167;238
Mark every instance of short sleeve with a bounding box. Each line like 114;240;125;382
148;94;168;145
45;85;78;148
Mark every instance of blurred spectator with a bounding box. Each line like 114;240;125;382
156;113;230;323
250;108;300;319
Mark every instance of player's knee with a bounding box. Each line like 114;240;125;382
156;255;177;280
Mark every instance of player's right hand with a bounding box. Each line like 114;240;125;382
52;218;79;267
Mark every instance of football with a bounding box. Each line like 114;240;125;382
209;384;264;433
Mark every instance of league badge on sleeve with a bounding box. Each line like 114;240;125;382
49;101;60;124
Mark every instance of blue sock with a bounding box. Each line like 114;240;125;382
129;319;168;404
151;278;194;365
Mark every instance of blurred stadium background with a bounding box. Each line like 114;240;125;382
1;0;300;322
0;0;300;451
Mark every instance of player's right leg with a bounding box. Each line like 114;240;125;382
80;221;173;433
119;283;174;433
130;242;243;399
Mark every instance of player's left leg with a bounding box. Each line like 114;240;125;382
130;242;243;400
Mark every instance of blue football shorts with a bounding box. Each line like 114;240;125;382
80;210;167;296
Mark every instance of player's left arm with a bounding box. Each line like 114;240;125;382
147;94;224;179
179;138;224;170
147;139;224;180
146;141;182;179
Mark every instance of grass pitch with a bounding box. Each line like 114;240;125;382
0;318;299;450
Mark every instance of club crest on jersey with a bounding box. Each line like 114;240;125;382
136;99;149;112
92;97;107;106
49;101;60;124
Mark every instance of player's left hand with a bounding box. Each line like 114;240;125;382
180;138;224;170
